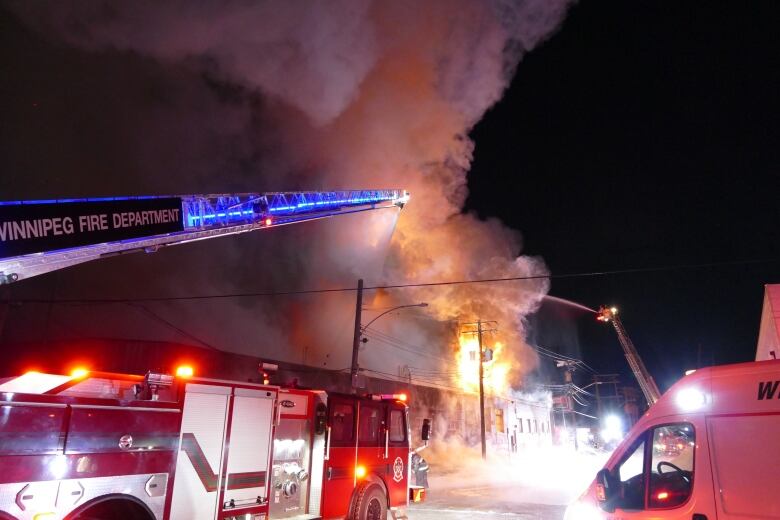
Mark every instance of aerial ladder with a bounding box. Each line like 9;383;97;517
596;305;661;406
0;189;409;284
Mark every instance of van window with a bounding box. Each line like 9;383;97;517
610;422;695;512
617;439;646;510
648;424;695;508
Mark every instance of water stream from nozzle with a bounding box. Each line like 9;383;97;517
543;295;597;314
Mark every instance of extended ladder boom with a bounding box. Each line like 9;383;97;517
0;189;409;283
597;306;661;405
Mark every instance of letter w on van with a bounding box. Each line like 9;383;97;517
757;380;780;400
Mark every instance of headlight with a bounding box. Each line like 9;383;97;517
564;501;602;520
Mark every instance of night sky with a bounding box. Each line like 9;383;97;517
467;0;779;390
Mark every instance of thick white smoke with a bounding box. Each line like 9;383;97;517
5;0;573;385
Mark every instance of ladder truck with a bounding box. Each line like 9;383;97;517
0;189;409;284
596;306;662;406
0;188;431;520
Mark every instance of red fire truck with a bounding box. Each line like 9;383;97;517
0;367;429;520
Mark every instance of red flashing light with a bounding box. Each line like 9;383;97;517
264;217;272;226
656;491;669;501
176;365;194;378
398;393;408;402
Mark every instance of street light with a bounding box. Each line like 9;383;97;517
349;287;428;390
361;303;429;332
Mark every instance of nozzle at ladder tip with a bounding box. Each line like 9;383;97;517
596;305;618;322
394;191;411;208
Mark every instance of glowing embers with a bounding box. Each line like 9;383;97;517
455;335;510;395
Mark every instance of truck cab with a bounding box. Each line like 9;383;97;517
565;360;780;520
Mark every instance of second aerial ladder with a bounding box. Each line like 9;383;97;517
597;305;661;406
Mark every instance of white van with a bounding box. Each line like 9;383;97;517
565;359;780;519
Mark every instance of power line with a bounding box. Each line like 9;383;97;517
125;302;221;351
10;257;779;304
531;344;598;373
361;329;455;364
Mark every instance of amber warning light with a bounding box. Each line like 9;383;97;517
70;368;89;379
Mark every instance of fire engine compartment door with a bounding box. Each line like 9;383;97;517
171;384;231;520
223;388;275;509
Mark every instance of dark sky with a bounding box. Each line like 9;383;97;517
466;0;780;390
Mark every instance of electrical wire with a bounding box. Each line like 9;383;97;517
10;257;780;304
531;344;598;373
124;302;221;351
361;329;455;364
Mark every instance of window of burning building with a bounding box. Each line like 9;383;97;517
495;409;505;433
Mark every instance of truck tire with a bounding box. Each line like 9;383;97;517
351;483;388;520
66;496;154;520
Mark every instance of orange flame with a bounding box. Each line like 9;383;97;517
456;334;511;395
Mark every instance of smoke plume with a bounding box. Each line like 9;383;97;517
3;0;573;387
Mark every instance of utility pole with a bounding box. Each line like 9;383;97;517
350;278;364;392
477;320;486;459
461;320;497;460
559;360;578;450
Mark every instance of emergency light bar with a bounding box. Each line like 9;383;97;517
145;372;174;388
371;393;408;402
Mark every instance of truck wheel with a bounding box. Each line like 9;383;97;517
352;483;388;520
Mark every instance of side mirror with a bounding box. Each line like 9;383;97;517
421;418;431;441
315;403;327;435
595;468;618;512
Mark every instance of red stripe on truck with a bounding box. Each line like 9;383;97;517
180;433;266;492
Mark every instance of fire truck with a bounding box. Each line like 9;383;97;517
0;189;429;519
0;367;430;520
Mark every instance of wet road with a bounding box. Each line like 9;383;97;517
407;481;566;519
404;446;609;520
